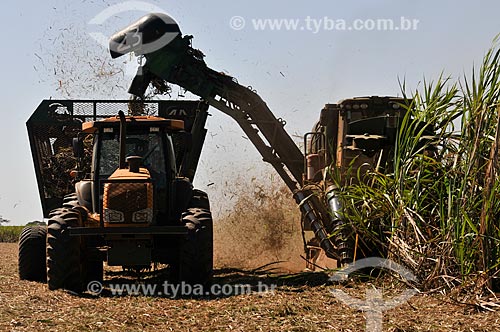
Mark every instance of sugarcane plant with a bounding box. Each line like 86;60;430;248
336;37;500;293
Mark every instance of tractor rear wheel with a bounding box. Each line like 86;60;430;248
173;207;213;287
18;225;47;282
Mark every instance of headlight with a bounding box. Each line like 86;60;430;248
103;209;125;223
132;208;153;223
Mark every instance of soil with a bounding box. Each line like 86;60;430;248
2;243;500;331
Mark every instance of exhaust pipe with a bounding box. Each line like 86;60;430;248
118;111;127;169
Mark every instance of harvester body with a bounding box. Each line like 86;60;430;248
108;13;429;268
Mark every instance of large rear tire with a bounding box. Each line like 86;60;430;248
173;207;213;286
18;226;47;282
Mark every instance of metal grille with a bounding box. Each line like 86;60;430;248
102;180;153;224
72;100;160;119
28;122;82;207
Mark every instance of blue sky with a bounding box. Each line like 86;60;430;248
0;0;499;224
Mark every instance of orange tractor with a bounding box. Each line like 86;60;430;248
19;100;214;291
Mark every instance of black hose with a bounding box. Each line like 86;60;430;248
326;186;353;265
293;189;340;261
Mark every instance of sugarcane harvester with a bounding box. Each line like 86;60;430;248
108;13;354;266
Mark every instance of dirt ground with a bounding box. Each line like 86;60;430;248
2;243;500;331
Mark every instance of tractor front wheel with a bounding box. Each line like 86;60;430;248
173;207;213;287
46;209;85;292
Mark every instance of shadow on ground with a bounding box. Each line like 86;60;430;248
90;264;332;299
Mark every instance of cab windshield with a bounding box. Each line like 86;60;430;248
98;131;166;182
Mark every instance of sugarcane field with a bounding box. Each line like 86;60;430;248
1;1;500;331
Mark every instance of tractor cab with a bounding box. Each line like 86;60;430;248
77;113;186;225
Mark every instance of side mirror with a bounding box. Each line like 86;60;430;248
72;137;84;158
